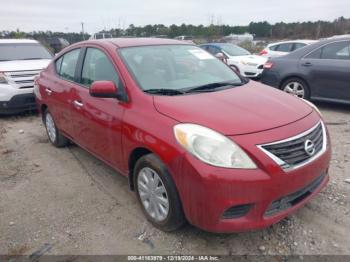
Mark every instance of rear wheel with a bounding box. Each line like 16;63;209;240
281;78;310;100
134;154;185;231
44;109;69;147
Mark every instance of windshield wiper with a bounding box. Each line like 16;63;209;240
144;89;185;96
184;81;243;93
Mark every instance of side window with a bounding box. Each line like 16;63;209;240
269;45;278;51
59;49;81;81
81;48;120;87
306;48;322;59
55;57;63;73
293;43;306;51
321;41;350;60
276;43;293;52
207;46;220;55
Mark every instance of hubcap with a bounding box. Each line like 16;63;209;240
137;167;169;222
283;82;305;98
45;113;56;143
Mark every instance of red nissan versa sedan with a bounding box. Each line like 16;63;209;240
34;38;331;233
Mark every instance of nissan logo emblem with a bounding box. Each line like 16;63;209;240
304;139;316;156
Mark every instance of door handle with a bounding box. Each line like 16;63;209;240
73;100;83;108
302;62;313;67
45;88;53;95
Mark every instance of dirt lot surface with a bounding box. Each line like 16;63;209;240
0;102;350;256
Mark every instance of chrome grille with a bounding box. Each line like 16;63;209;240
4;70;41;89
259;122;326;170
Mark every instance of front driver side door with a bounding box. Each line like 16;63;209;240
70;47;126;169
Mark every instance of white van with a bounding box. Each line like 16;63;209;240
0;39;52;114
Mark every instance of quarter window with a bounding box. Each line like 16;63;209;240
306;48;322;59
293;43;307;51
81;48;120;87
58;49;81;81
276;43;293;52
269;45;278;51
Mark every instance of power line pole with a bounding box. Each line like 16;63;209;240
81;22;85;40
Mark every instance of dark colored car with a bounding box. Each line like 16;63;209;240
261;37;350;104
35;38;330;233
47;37;70;53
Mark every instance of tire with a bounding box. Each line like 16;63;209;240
281;77;310;100
44;109;69;148
134;154;186;231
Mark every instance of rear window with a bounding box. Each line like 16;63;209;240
276;43;293;52
293;43;307;50
0;43;52;61
269;45;278;51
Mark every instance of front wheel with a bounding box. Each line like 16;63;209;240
134;154;185;231
281;78;310;100
44;109;69;147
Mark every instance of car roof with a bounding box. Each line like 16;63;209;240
0;39;39;44
268;40;317;46
274;36;350;59
81;37;193;48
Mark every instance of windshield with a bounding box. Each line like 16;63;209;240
220;44;251;56
119;45;243;93
0;43;52;61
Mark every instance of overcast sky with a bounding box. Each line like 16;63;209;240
1;0;349;33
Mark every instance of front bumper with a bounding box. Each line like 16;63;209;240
176;112;331;233
239;65;264;79
0;93;37;115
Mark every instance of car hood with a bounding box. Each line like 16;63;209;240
228;55;267;65
0;59;51;72
153;81;313;135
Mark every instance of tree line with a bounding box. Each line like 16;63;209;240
1;17;349;44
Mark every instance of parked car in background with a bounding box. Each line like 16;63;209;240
90;33;113;40
200;43;267;78
35;38;330;233
0;39;52;114
47;37;70;53
259;40;317;58
174;35;194;44
261;37;350;104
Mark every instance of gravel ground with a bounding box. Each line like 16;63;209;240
0;102;349;256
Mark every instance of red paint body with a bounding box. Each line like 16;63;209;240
35;38;331;233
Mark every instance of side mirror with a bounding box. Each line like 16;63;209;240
215;52;227;64
90;81;118;98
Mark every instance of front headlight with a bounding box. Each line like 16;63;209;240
0;72;8;84
301;99;322;116
174;124;257;169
